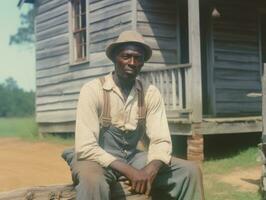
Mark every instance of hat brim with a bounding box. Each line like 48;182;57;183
106;41;152;62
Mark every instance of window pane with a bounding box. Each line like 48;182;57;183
72;0;87;62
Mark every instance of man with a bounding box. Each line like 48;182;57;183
62;31;204;200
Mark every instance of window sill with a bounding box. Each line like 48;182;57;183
69;59;90;67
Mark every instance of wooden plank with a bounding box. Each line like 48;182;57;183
36;23;68;42
132;0;137;30
214;61;260;72
90;0;128;12
37;109;76;123
36;93;79;106
90;2;131;24
36;12;68;33
0;184;149;200
37;64;69;79
37;100;78;112
188;0;202;122
144;36;177;51
36;3;68;25
214;69;260;81
216;102;261;113
137;10;176;25
215;54;259;63
202;119;262;135
148;50;177;64
216;89;262;103
90;12;132;34
37;65;114;87
36;77;92;97
263;64;266;135
177;70;183;109
168;123;192;136
36;54;69;70
36;44;69;60
137;22;176;38
38;122;75;133
137;0;176;12
36;34;69;51
172;70;177;109
90;23;132;43
37;0;66;15
215;79;261;90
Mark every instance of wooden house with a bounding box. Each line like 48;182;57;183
19;0;266;160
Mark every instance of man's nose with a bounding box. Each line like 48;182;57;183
128;57;137;65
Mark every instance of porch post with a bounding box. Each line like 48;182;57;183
187;0;204;162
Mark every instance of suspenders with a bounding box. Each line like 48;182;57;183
99;76;146;128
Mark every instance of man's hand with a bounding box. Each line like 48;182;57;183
110;160;164;195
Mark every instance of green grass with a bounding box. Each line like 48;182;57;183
0;117;74;145
0;117;38;140
204;147;261;200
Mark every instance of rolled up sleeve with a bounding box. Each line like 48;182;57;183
75;83;117;167
145;86;172;165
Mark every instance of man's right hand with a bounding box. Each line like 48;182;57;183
127;168;151;194
110;160;151;195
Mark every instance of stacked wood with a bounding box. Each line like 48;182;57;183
0;183;149;200
187;123;204;162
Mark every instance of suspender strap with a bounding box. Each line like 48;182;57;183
136;79;146;126
99;77;112;127
99;77;146;127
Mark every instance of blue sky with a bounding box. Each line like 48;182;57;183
0;1;35;91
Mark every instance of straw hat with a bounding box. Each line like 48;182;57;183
106;30;152;61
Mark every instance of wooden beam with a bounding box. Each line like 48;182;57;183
202;118;262;135
188;0;203;122
262;64;266;140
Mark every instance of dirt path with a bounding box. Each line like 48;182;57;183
220;166;261;192
0;138;72;192
0;137;261;194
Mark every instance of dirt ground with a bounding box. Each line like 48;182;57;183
0;138;72;192
0;137;261;193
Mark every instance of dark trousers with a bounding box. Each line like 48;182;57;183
62;149;205;200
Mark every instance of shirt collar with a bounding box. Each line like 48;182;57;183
103;72;142;91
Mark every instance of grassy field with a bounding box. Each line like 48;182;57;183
0;117;74;144
0;117;262;199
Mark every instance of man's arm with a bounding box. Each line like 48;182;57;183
145;85;172;164
75;81;117;167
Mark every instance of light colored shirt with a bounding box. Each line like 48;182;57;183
75;73;172;167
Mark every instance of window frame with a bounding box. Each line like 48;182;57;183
68;0;90;65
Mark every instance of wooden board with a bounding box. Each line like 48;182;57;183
0;184;148;200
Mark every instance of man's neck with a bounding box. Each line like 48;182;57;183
112;73;135;101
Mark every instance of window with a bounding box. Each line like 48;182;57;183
69;0;89;64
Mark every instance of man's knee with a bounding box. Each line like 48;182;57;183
171;158;202;181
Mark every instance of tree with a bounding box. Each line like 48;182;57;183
0;77;35;117
9;7;35;46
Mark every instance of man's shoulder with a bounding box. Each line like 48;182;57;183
141;81;161;96
80;77;103;93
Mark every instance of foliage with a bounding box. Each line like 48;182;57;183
9;7;35;46
0;77;35;117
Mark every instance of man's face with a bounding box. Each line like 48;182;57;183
114;45;145;81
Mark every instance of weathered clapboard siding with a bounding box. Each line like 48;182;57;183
37;109;76;123
36;93;79;106
137;0;178;66
35;0;134;124
211;0;262;116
